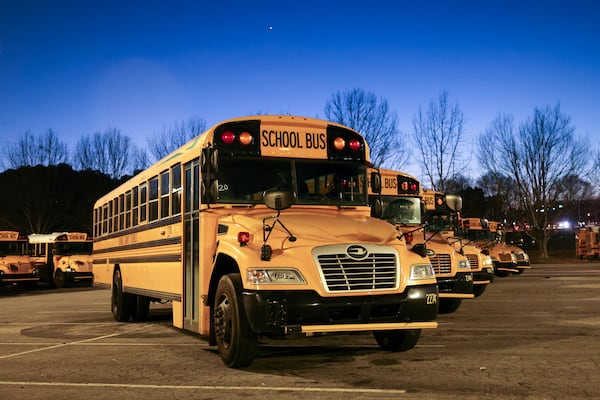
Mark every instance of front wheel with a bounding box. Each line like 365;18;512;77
213;273;258;368
53;269;67;288
373;329;421;352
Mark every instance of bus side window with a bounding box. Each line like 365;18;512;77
149;177;159;221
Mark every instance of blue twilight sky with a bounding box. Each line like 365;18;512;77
0;0;598;178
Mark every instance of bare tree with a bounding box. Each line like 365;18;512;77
477;104;590;258
4;129;69;168
411;91;467;192
324;88;407;169
147;116;207;161
74;127;132;179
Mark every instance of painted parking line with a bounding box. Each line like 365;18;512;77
0;324;154;360
0;381;407;395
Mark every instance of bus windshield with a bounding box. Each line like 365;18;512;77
55;242;93;255
381;197;422;225
0;242;26;256
216;157;367;206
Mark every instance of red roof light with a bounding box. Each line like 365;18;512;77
221;131;236;144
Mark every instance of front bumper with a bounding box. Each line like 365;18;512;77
473;268;494;285
242;284;439;335
437;272;474;298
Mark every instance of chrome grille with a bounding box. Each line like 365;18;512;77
314;244;398;292
429;253;452;274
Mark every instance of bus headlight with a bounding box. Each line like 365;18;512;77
410;263;435;280
458;259;470;270
481;255;493;268
247;268;306;284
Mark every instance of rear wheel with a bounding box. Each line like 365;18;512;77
112;269;135;322
438;298;462;314
373;329;421;352
213;273;257;367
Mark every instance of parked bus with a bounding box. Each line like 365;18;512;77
458;218;521;277
0;230;38;287
576;225;600;260
28;232;94;288
368;169;473;314
487;221;531;275
93;115;439;367
421;190;494;297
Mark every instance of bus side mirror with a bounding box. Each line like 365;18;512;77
201;147;219;204
263;189;293;211
370;172;381;194
445;194;462;212
370;198;383;218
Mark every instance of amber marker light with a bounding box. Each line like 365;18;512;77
333;137;346;150
238;131;253;145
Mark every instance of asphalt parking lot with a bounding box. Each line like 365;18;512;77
1;262;599;400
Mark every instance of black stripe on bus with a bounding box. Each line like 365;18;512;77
93;236;182;255
124;286;181;302
93;254;181;265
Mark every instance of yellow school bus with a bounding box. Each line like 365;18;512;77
458;218;523;277
421;190;494;297
368;169;473;314
0;230;38;287
28;232;94;288
487;221;531;275
93;115;439;367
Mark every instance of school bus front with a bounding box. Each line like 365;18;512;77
93;115;439;368
0;231;38;287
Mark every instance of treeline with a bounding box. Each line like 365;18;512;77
0;164;121;235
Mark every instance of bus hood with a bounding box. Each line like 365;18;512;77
223;209;400;245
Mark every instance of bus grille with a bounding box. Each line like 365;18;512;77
514;253;526;261
315;245;398;292
429;253;452;274
465;253;480;269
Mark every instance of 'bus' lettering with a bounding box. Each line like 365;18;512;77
305;132;326;149
384;177;397;189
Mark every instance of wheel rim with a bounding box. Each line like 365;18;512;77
214;294;232;349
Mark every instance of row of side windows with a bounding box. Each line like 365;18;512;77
94;164;182;237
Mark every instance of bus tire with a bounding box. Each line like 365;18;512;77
438;298;462;314
133;295;151;321
213;273;257;368
112;269;135;322
373;329;421;352
472;284;487;297
53;269;66;288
